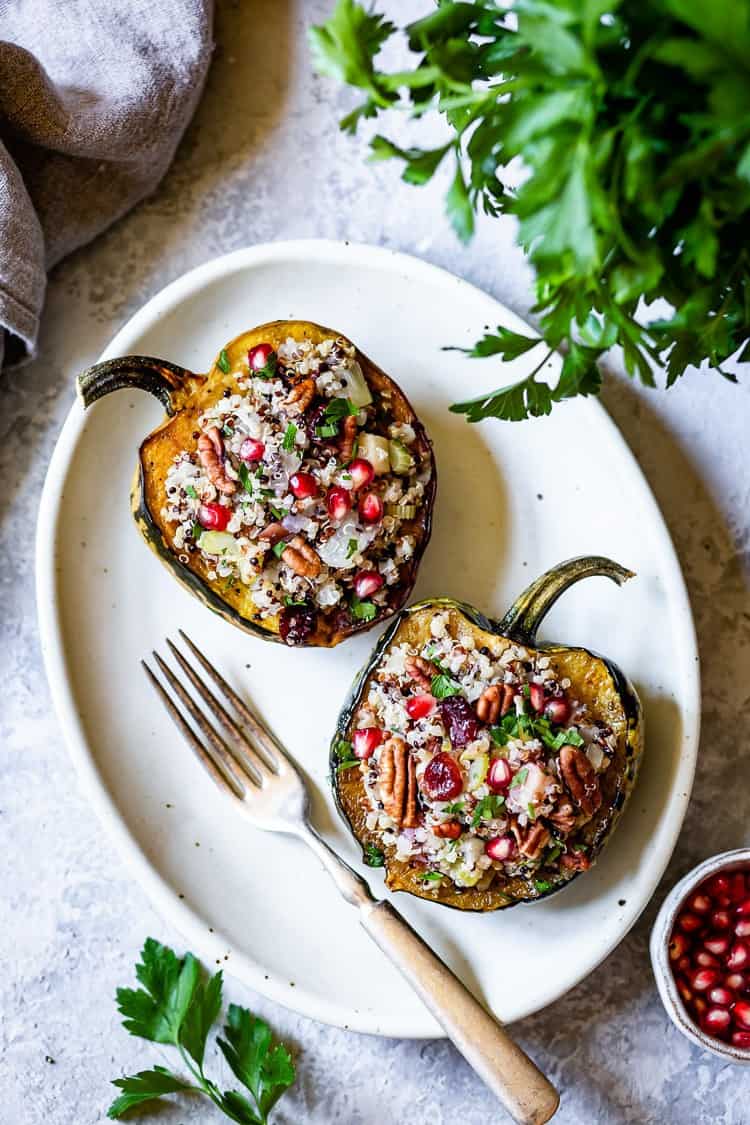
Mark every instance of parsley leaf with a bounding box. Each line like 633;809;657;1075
471;794;505;827
272;540;289;559
534;879;554;894
420;871;444;883
314;0;750;419
282;423;297;452
217;349;231;375
364;843;385;867
430;672;461;699
109;939;295;1123
350;594;377;621
185;484;198;500
238;463;255;495
346;538;358;559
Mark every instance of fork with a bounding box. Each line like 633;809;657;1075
144;631;560;1125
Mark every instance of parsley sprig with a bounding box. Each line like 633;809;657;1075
490;710;584;752
108;938;295;1122
312;0;750;420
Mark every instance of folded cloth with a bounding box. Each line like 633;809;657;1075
0;0;214;368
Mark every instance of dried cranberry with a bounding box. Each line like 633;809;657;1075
439;696;480;748
279;605;316;646
422;751;463;801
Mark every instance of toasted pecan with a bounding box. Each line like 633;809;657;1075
281;535;321;578
559;745;602;820
339;414;358;462
510;817;550;859
378;736;419;828
405;655;436;692
197;426;236;495
284;377;315;414
548;799;577;835
476;683;515;723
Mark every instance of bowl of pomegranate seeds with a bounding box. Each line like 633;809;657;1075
651;849;750;1062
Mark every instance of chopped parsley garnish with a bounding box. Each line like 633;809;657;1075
430;673;461;700
325;397;358;421
217;348;231;374
346;538;358;559
471;794;505;827
527;803;537;821
545;844;562;864
316;421;339;438
364;844;385;868
521;683;531;698
443;801;465;815
534;879;553;894
237;463;254;495
282;423;297;451
420;871;443;883
350;594;377;622
510;766;528;788
334;738;359;771
191;521;202;540
270;505;289;520
185;484;198;500
272;540;289;558
283;596;306;608
223;574;237;591
222;423;234;438
490;711;585;752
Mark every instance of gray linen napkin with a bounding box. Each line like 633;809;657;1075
0;0;214;368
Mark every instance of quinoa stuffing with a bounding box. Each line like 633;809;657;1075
343;609;618;892
160;332;434;644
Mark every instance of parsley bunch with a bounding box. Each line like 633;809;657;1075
311;0;750;420
108;939;295;1122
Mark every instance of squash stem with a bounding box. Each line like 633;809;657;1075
498;556;635;645
76;355;197;416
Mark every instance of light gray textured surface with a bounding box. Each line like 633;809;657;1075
2;2;749;1123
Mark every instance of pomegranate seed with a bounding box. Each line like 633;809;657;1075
353;570;384;599
717;894;733;909
695;950;719;969
198;502;230;531
422;751;463;801
289;471;318;499
543;696;570;724
708;874;731;897
711;909;732;931
348;458;374;490
736;897;750;918
726;942;750;971
352;728;383;760
690;969;720;992
729;873;747;902
708;986;734;1007
703;936;730;956
248;342;274;372
487;758;513;793
734;1001;750;1029
529;683;546;713
735;919;750;939
677;980;694;1006
725;972;747;992
406;693;436;720
239;437;265;462
485;835;516;862
703;1007;732;1037
731;1031;750;1049
433;820;462;840
694;996;708;1017
358;491;383;524
679;911;703;933
677;955;692;974
689;893;712;915
326;486;351;521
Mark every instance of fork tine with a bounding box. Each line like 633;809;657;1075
166;637;276;779
142;660;245;798
178;629;283;770
152;652;263;789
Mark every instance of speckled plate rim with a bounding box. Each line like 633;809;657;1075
36;239;701;1037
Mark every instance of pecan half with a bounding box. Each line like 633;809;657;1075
258;521;287;545
559;745;602;820
197;426;236;495
432;819;462;839
510;817;550;859
338;414;358;462
561;849;591;872
284;377;315;414
548;800;577;836
405;655;436;692
281;535;321;578
378;736;419;828
475;683;515;723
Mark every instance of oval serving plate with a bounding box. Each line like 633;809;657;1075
37;240;700;1037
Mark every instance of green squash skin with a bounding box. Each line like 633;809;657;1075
331;569;644;912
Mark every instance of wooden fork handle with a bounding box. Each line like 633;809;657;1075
359;900;560;1125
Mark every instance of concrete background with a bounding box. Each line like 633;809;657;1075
2;2;749;1122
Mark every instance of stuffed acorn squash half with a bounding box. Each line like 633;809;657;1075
77;321;436;646
332;557;643;911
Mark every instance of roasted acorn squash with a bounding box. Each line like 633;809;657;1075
76;321;436;647
332;557;643;910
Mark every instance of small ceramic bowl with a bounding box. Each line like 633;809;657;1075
650;848;750;1062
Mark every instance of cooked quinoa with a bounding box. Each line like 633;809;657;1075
160;333;433;644
345;610;617;892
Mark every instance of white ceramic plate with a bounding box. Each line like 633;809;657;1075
37;241;700;1038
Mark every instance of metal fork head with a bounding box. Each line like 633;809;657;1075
143;630;310;832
